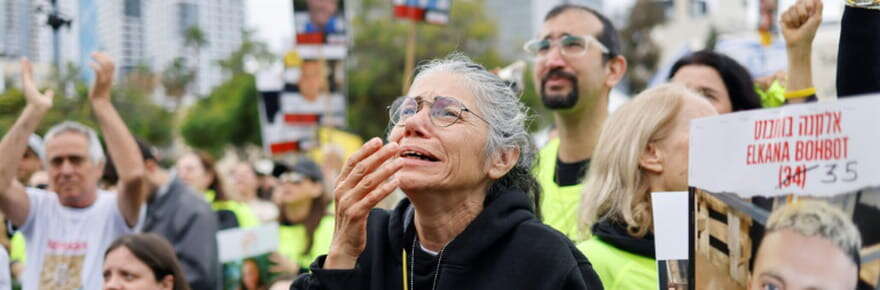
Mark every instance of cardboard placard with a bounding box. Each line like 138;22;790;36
690;95;880;197
217;223;280;263
392;0;452;25
293;0;347;59
653;191;690;290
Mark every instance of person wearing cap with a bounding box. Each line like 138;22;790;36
15;135;44;186
268;158;333;277
137;140;221;290
5;134;42;286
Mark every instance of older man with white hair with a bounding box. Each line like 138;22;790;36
0;53;146;290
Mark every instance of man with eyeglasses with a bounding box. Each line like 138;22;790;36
525;4;627;241
0;53;146;290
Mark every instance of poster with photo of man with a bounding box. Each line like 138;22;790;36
257;52;347;156
689;95;880;290
392;0;452;25
293;0;347;59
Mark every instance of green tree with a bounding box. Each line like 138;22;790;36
178;73;261;157
217;29;275;75
0;80;173;146
161;57;196;105
347;0;507;139
179;32;277;156
184;26;208;90
620;0;666;93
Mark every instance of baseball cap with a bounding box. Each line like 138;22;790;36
27;134;44;161
273;158;323;184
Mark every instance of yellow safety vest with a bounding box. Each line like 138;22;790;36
534;138;585;240
278;215;334;268
577;237;658;290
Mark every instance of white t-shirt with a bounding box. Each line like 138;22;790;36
0;246;10;290
19;188;141;290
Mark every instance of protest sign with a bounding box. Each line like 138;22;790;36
690;95;880;289
690;95;880;197
217;223;280;263
653;192;690;290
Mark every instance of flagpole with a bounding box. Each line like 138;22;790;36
401;20;417;96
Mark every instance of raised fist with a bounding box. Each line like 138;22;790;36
781;0;824;49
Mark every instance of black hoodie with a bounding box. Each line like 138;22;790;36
591;220;655;259
291;189;604;290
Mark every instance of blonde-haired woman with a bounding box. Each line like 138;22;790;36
577;84;716;290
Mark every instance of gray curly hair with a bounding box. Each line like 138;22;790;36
406;53;541;214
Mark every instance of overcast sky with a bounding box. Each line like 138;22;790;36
245;1;293;54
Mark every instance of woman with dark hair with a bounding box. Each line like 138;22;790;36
176;151;259;229
668;50;763;114
269;158;334;276
103;233;190;290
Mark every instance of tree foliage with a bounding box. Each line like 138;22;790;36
179;73;261;157
161;57;196;101
217;30;275;75
347;0;507;139
620;0;666;93
0;73;173;146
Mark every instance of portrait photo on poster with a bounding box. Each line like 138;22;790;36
690;94;880;290
293;0;347;59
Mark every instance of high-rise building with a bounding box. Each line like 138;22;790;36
1;0;42;60
77;0;98;80
146;0;245;98
485;0;533;60
94;0;146;78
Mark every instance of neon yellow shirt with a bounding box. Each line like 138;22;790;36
10;232;25;263
577;237;658;290
278;215;334;268
534;138;585;240
204;190;259;228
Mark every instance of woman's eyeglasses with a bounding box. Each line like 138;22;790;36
388;96;489;128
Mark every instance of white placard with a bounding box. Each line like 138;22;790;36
217;223;280;263
690;95;880;198
652;191;689;260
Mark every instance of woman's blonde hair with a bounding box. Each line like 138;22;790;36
579;83;699;239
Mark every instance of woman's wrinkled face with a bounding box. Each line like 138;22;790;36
175;154;212;192
387;72;492;194
654;94;718;191
103;246;172;290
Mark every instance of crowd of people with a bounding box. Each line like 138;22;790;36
0;0;877;289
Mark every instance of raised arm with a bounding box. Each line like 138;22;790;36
88;52;146;227
0;59;54;227
780;0;823;103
